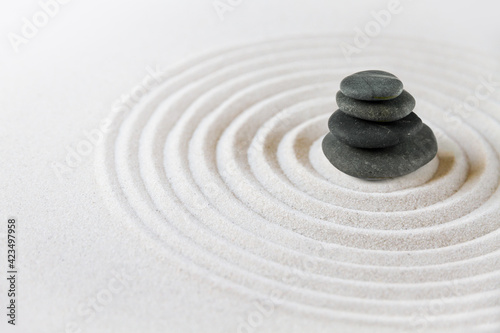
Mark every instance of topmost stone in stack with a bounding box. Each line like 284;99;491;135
322;70;438;179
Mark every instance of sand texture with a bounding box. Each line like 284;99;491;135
95;36;500;332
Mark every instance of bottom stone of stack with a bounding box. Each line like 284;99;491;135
322;124;438;179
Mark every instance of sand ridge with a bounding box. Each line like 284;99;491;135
95;36;500;332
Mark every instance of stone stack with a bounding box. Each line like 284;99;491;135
322;70;438;179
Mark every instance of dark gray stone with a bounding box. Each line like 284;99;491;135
336;90;415;122
328;111;423;148
322;124;438;179
340;70;404;101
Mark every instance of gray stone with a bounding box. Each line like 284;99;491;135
336;90;415;122
340;70;403;101
328;111;423;148
322;124;438;179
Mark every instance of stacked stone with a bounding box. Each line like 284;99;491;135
322;70;438;179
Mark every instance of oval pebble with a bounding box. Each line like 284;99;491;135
340;70;403;101
336;90;416;122
328;111;423;148
322;124;438;179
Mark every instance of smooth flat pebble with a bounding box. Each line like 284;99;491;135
340;70;403;101
322;124;438;179
336;90;416;122
328;110;423;148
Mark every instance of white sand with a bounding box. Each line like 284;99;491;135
92;36;500;332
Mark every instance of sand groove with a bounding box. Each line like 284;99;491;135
95;36;500;331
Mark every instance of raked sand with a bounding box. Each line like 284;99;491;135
95;36;500;332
